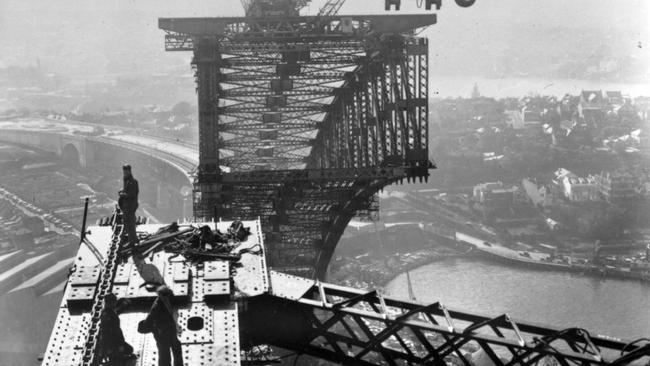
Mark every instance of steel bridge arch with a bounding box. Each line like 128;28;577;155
315;177;401;278
160;12;434;279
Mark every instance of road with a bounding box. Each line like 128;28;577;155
0;117;199;175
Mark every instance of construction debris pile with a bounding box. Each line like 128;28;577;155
119;221;259;263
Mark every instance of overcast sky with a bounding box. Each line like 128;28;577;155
0;0;648;95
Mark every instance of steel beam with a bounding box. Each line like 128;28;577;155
159;14;436;47
238;272;650;366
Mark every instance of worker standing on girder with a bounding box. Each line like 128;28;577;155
97;293;136;364
119;164;139;246
143;285;184;366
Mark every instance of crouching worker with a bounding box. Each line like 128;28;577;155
97;293;136;364
139;285;183;366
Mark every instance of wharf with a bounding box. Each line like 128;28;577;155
454;232;650;283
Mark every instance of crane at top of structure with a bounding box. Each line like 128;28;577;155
241;0;312;17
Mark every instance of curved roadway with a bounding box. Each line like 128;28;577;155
0;117;199;178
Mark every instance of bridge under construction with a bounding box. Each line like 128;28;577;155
39;1;649;365
159;0;435;279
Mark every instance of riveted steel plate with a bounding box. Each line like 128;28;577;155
125;277;158;301
182;344;218;366
111;283;129;298
164;261;190;285
191;278;205;302
204;280;230;298
178;302;213;344
114;262;132;284
66;285;97;309
69;266;101;286
204;261;229;281
43;220;263;366
213;307;240;366
231;220;269;298
269;270;314;300
173;263;190;282
41;308;87;366
171;281;189;298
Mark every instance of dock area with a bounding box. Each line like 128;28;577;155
454;231;650;283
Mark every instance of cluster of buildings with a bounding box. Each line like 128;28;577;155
472;181;518;209
510;90;642;128
469;170;646;243
506;90;647;151
432;88;649;245
552;168;600;202
522;168;643;206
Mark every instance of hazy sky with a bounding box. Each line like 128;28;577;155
0;0;648;95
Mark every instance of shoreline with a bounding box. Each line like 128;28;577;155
330;245;469;291
334;224;650;295
376;252;468;288
380;246;650;295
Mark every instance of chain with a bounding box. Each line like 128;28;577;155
80;211;124;366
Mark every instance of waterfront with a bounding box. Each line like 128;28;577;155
386;257;650;340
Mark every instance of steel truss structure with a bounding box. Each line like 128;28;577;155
245;272;650;366
160;11;435;278
43;219;649;366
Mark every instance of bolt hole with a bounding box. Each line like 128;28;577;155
187;316;204;331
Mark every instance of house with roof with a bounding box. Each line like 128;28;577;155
578;90;607;124
561;175;600;202
579;90;604;110
597;172;639;203
605;91;624;107
472;181;518;210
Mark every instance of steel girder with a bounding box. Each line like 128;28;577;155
163;14;433;279
240;272;650;366
191;39;364;171
159;14;437;47
307;36;431;175
195;176;395;278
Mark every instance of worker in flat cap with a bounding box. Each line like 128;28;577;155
119;164;139;247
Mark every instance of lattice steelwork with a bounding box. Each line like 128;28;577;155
244;271;650;366
160;9;435;278
43;220;650;366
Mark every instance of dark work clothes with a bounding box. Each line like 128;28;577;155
123;209;139;246
145;292;184;366
98;308;133;362
121;176;139;245
154;331;184;366
121;176;139;212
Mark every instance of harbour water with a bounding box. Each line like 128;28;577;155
386;257;650;340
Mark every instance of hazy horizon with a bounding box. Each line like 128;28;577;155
1;0;648;97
